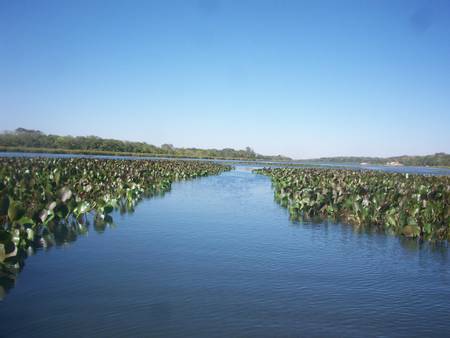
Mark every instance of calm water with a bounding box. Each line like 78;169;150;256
1;168;450;337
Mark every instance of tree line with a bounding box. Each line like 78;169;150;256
0;128;291;161
304;153;450;167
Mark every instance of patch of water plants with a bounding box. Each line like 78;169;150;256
0;157;231;298
255;167;449;241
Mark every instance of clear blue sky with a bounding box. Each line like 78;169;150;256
1;0;449;159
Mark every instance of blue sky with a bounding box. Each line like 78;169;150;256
1;0;449;159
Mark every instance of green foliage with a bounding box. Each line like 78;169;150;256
255;167;450;241
0;157;231;297
302;153;450;167
0;128;290;161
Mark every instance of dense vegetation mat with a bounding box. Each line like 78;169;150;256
255;167;450;241
0;157;231;297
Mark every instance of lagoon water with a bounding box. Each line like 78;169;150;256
1;168;450;337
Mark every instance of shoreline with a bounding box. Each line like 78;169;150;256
1;146;449;169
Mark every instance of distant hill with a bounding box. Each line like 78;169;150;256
0;128;291;161
301;153;450;167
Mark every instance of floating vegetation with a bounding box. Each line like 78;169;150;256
255;167;450;241
0;157;231;297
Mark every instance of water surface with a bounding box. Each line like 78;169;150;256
0;168;449;337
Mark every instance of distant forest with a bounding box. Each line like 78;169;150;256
1;128;448;166
0;128;291;161
304;154;450;167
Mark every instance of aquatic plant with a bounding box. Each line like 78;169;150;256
255;167;450;241
0;157;231;296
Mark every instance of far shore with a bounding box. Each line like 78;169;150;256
0;146;290;163
1;146;450;169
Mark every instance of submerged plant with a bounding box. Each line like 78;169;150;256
255;167;450;241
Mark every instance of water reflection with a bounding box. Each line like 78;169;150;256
0;189;170;299
289;215;448;252
398;236;449;254
282;198;449;258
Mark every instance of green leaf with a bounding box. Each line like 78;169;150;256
0;230;12;243
423;223;432;235
402;225;420;238
0;244;5;263
103;204;114;214
26;228;35;241
76;201;90;215
39;209;50;223
2;240;15;255
8;201;25;222
59;187;72;202
18;216;35;226
0;194;9;216
54;203;69;219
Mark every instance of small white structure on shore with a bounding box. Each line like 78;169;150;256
386;161;402;166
